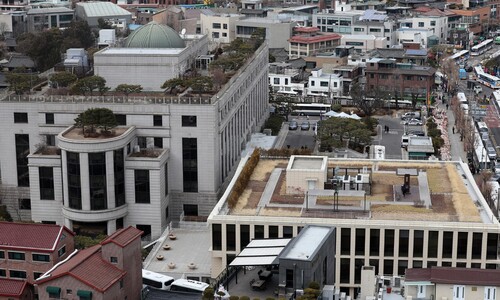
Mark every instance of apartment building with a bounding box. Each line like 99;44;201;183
288;27;341;59
340;34;387;52
365;58;435;97
399;14;449;43
0;222;75;284
268;62;307;95
200;11;241;46
36;226;143;300
312;10;363;34
352;10;397;46
451;6;491;35
0;42;269;239
307;68;342;97
207;156;499;296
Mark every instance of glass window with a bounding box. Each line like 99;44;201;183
320;81;329;87
397;260;408;275
430;21;436;26
182;116;197;127
39;167;54;200
212;224;222;251
34;272;43;279
442;231;453;258
183;204;198;216
154;137;163;148
14;112;28;123
8;252;25;260
340;258;350;283
135;170;150;203
45;113;54;124
46;134;56;146
414;230;424;257
58;246;66;257
114;149;125;207
226;224;236;251
399;230;409;257
428;231;438;258
255;225;264;239
10;270;27;278
32;253;50;262
110;256;118;263
283;226;293;238
0;251;4;259
67;152;81;209
0;269;5;277
457;232;468;259
355;228;365;255
115;114;126;125
487;233;498;259
89;153;107;210
269;226;278;238
418;22;424;27
15;134;30;187
274;78;279;84
384;229;394;256
354;259;363;283
383;259;393;275
153;115;162;126
370;229;380;256
213;23;221;29
240;225;250;249
182;138;198;192
18;198;31;210
341;228;351;255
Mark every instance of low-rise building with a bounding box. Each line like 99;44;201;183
340;34;387;53
75;2;132;28
0;278;32;300
288;28;341;59
396;27;436;48
36;226;143;300
352;9;397;46
200;11;241;46
268;62;307;95
235;16;296;50
405;267;500;300
307;68;342;97
0;222;75;284
312;10;363;34
26;7;74;32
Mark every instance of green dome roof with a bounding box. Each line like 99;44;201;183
125;22;186;48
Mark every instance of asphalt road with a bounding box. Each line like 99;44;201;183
283;116;317;150
374;114;425;159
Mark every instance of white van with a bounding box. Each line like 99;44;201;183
401;135;410;148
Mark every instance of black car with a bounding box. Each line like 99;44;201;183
408;130;425;136
289;120;298;130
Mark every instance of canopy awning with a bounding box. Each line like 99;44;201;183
229;238;292;267
77;290;92;298
46;286;61;294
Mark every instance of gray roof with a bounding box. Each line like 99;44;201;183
76;2;131;18
360;9;387;21
405;49;427;56
27;7;74;15
3;55;35;69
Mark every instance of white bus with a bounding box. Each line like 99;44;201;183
142;269;175;290
448;50;469;62
457;92;468;104
292;103;332;116
471;39;494;56
169;279;210;294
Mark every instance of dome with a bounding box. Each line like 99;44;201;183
125;22;186;49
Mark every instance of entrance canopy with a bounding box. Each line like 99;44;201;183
229;238;292;267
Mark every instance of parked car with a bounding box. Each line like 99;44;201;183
289;120;298;130
405;119;423;126
300;121;310;131
494;163;500;174
474;85;483;94
408;130;425;136
401;112;421;120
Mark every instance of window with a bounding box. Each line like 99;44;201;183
153;115;162;126
341;228;351;255
274;78;279;84
10;270;27;279
384;229;394;256
46;135;56;146
442;231;453;258
110;256;118;263
154;137;163;148
430;21;436;26
283;226;293;238
135;170;150;203
0;251;3;259
66;289;73;295
34;272;43;280
18;198;31;210
485;287;496;300
182;115;197;127
414;230;424;257
354;28;364;32
418;22;424;27
370;229;380;256
15;134;30;187
269;226;278;238
428;231;438;258
8;252;25;260
136;224;151;239
255;225;264;239
58;245;66;257
320;81;329;87
89;153;107;210
120;279;124;289
212;224;222;251
14;112;28;123
138;137;147;149
213;23;221;29
67;152;81;209
32;253;50;262
115;114;126;125
212;32;220;38
399;230;409;257
240;225;250;249
222;32;227;37
39;167;55;200
369;28;381;32
182;138;198;192
45;113;54;124
0;269;5;277
114;149;125;207
457;232;468;258
355;228;365;255
223;23;227;29
227;224;236;251
311;81;315;86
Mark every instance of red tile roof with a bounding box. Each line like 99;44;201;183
0;278;29;297
101;226;143;248
289;33;341;44
294;26;320;33
37;245;126;292
0;222;74;252
406;267;500;286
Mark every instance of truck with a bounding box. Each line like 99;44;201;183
459;68;467;80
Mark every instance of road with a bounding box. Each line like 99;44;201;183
283;116;317;150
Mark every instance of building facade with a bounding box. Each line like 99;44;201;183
26;7;74;32
200;11;241;46
312;11;363;34
288;32;341;59
0;43;269;239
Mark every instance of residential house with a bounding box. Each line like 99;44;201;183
200;11;241;46
0;279;32;300
398;13;449;44
312;10;363;34
405;267;500;300
307;68;342;97
340;34;387;53
36;226;143;300
0;222;75;284
396;27;436;48
26;7;74;32
331;64;361;95
288;27;341;59
365;58;435;99
268;62;307;96
451;6;491;35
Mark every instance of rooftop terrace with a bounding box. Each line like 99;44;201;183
218;157;498;224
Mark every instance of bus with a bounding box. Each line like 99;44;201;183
495;36;500;45
476;71;500;89
448;49;469;63
142;269;175;290
457;92;468;104
387;99;412;108
169;279;210;294
292;103;332;116
471;39;494;56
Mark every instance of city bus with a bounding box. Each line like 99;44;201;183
169;279;210;294
142;269;175;290
448;50;469;63
471;39;494;56
476;71;500;89
292;103;332;116
495;36;500;45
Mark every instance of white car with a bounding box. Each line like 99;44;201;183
474;85;483;94
405;119;423;126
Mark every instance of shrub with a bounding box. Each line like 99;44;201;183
263;115;285;135
308;281;320;290
228;148;260;208
203;287;215;300
331;103;342;112
229;296;239;300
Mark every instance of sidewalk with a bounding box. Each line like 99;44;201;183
446;106;468;162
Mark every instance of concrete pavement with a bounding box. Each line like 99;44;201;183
446;104;468;162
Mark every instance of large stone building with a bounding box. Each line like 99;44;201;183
207;155;499;297
0;31;269;239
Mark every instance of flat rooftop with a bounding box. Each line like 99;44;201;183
62;126;129;140
221;158;497;224
290;156;324;170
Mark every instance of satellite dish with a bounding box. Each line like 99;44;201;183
181;28;186;36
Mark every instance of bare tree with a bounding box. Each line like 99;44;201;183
441;58;459;94
462;116;479;157
351;83;386;116
410;88;423;110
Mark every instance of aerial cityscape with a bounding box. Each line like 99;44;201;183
0;0;498;299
